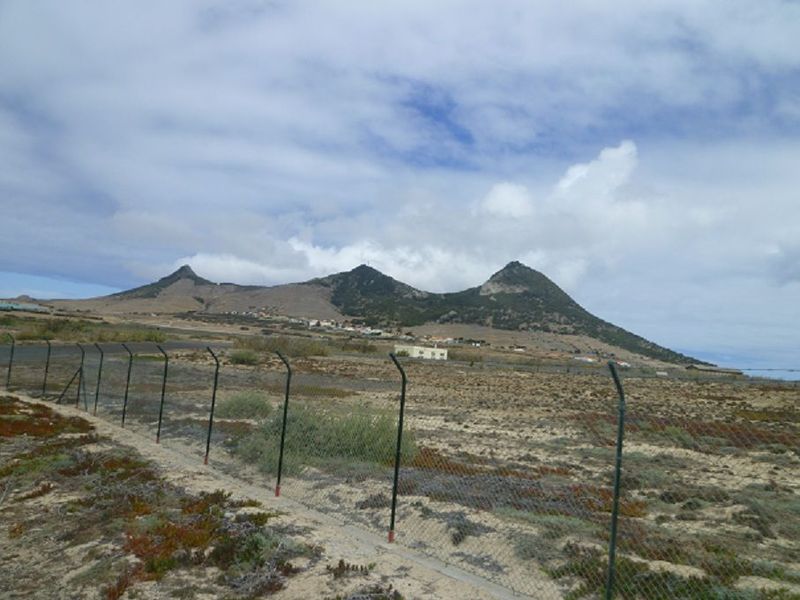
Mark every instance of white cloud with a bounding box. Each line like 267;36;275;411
0;1;799;368
556;140;637;199
170;253;298;285
479;183;534;218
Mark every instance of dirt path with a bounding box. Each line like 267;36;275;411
13;393;530;600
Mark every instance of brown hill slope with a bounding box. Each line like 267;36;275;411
50;265;342;319
48;262;693;363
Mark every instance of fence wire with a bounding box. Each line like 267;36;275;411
1;337;798;600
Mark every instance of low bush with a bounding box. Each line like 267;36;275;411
233;336;329;358
217;392;272;420
233;403;416;476
229;350;258;365
15;318;166;343
448;349;483;363
336;339;380;354
497;509;602;540
16;318;92;340
545;543;781;600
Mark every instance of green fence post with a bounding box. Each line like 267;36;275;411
121;344;134;426
93;343;104;415
42;340;52;398
275;350;292;496
605;362;627;600
204;347;220;465
5;333;15;390
388;352;408;543
155;345;169;443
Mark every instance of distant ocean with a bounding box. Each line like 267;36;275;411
686;350;800;382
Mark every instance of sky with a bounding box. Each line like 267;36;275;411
1;1;799;373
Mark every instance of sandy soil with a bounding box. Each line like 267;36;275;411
4;330;799;599
1;393;523;600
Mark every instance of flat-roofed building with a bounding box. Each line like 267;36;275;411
394;344;448;360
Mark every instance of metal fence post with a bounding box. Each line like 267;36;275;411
605;362;627;600
93;343;104;415
42;340;52;398
275;350;292;497
56;368;81;404
76;343;86;409
5;333;14;390
121;343;133;427
388;352;408;543
204;347;220;465
155;345;169;443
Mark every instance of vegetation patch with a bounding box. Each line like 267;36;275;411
334;339;380;354
572;410;800;451
0;397;94;438
497;508;602;541
546;542;800;600
411;446;571;480
327;584;404;600
14;317;167;343
233;335;330;357
231;403;416;476
326;558;376;579
0;396;318;599
229;349;259;365
217;391;273;420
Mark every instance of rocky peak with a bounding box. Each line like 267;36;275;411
480;261;546;295
173;264;198;278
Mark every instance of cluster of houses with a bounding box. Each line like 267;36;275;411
219;310;745;374
309;319;385;337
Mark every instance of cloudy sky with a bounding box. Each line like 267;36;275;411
1;1;799;372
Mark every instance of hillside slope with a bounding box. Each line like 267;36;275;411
49;262;694;363
309;262;694;363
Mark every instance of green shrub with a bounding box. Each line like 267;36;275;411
0;314;20;327
17;318;92;340
15;318;167;343
229;350;258;365
217;392;272;420
448;349;483;363
132;353;165;362
497;509;601;540
233;403;416;476
233;335;329;358
662;425;698;449
336;339;380;354
548;544;763;600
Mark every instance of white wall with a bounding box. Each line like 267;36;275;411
394;344;448;360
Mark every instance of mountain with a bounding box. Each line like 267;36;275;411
49;265;343;320
308;264;433;324
311;261;693;363
111;265;215;299
50;261;695;363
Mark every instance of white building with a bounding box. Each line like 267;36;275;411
394;344;448;360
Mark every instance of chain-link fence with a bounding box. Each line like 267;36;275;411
1;335;798;599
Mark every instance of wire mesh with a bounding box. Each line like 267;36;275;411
608;375;800;600
223;354;403;533
1;334;798;599
391;363;619;597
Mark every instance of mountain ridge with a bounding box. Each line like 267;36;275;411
111;264;215;299
59;261;696;364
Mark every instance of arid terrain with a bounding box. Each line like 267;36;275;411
2;312;799;599
1;394;513;599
